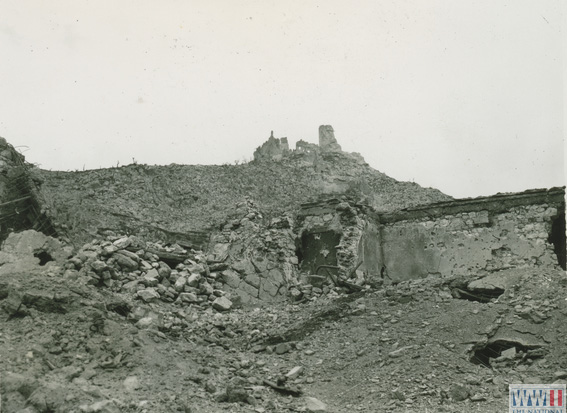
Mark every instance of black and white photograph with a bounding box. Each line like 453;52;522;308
0;1;565;412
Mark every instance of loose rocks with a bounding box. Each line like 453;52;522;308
212;296;233;311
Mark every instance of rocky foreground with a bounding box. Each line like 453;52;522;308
1;231;566;413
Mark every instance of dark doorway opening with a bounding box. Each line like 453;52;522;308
549;210;566;270
452;286;505;303
34;250;53;266
299;231;341;276
107;302;132;317
295;246;304;265
470;340;543;368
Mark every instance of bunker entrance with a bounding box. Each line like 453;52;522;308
451;286;505;303
34;250;53;266
299;231;341;276
549;210;566;270
107;301;132;317
470;340;544;368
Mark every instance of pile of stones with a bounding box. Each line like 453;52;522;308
64;235;234;312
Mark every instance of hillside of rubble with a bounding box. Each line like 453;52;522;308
36;132;450;246
1;130;565;412
0;229;566;413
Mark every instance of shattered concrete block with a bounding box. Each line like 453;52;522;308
212;296;233;311
137;288;160;302
186;263;206;275
101;245;118;256
231;259;252;274
174;276;187;292
222;269;241;288
113;237;131;249
239;281;259;298
158;262;171;278
200;281;214;295
267;268;284;285
0;230;71;269
501;347;517;359
233;289;256;305
90;260;107;273
1;289;24;316
244;273;260;289
121;280;139;292
210;243;230;262
187;273;201;287
113;254;138;271
286;366;304;380
305;396;328;412
135;317;155;329
260;279;280;299
140;260;153;270
142;272;159;287
179;292;199;303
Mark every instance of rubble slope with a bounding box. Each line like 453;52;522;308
1;243;565;412
37;150;451;246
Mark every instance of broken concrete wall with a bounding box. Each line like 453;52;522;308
379;188;565;281
318;125;342;152
206;196;386;304
253;132;290;161
358;221;382;278
0;138;57;242
292;188;564;288
253;125;366;168
208;188;564;302
295;140;319;153
207;198;298;305
296;198;382;283
0;230;72;274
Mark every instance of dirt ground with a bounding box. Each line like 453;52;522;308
1;256;566;413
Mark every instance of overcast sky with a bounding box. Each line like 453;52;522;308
0;0;564;198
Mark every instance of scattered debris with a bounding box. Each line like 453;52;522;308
263;379;303;397
0;132;564;413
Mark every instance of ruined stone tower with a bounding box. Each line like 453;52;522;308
318;125;342;152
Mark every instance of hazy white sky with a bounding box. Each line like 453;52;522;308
0;0;564;198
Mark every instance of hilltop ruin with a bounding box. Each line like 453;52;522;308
0;127;564;306
0;128;565;413
253;125;356;161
